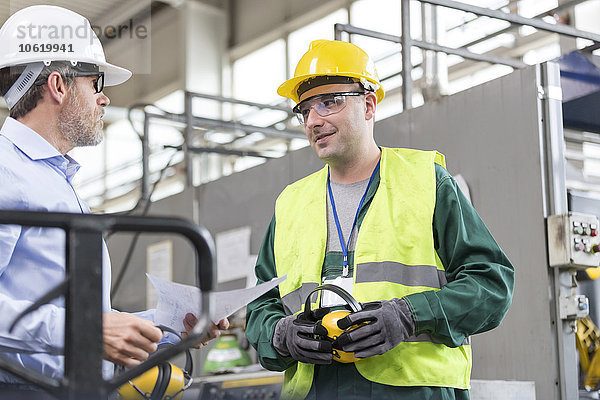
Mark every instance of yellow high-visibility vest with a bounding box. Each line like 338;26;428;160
274;147;471;399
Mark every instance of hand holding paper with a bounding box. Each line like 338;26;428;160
147;274;286;332
181;313;230;348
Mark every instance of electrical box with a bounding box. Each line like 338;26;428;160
547;212;600;269
559;295;589;320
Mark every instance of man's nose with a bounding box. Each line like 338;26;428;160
305;108;324;129
98;92;110;107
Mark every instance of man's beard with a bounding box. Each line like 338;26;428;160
58;89;104;148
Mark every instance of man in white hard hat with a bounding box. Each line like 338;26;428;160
246;40;514;399
0;5;227;397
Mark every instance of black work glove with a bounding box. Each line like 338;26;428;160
272;308;333;364
335;298;415;358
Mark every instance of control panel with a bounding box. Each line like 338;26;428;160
185;370;283;400
548;212;600;269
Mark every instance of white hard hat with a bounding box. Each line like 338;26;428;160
0;5;131;108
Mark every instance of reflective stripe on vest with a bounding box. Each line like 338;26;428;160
274;148;471;399
280;282;319;315
356;261;448;288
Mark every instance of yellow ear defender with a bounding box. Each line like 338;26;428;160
303;284;364;363
117;326;193;400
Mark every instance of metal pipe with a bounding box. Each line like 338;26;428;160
0;355;60;395
364;0;585;82
419;0;600;42
401;0;412;110
141;111;151;201
335;23;343;41
187;91;293;115
65;229;105;400
444;0;581;34
413;38;527;68
146;112;305;140
335;24;526;69
564;131;600;146
455;0;588;50
422;2;430;80
431;4;439;78
167;144;279;159
444;0;509;33
537;61;578;400
184;91;194;187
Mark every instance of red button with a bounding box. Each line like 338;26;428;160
592;228;598;237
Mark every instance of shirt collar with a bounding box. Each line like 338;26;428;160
0;117;81;181
0;117;63;160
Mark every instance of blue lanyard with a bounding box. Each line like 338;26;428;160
327;160;380;277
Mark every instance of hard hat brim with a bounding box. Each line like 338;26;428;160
0;59;132;87
278;72;384;104
98;61;132;87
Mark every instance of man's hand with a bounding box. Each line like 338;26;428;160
335;298;415;358
103;313;163;367
272;311;333;365
181;313;229;348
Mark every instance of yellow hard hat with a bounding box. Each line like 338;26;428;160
278;39;385;104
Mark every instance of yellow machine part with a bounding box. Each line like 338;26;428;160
576;316;600;390
586;267;600;280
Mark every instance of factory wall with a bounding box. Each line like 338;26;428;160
108;65;556;397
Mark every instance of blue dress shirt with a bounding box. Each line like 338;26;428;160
0;117;158;382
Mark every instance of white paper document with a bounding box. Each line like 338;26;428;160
147;274;286;331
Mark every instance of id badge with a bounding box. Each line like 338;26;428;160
321;276;354;307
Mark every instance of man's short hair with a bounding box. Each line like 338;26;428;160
0;63;77;119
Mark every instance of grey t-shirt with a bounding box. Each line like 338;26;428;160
326;177;370;253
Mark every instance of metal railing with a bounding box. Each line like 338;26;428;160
136;91;304;200
0;210;215;400
335;0;600;111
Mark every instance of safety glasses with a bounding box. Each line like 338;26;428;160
292;91;366;124
35;71;105;94
73;71;105;94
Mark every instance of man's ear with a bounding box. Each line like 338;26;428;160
364;92;377;121
45;71;69;105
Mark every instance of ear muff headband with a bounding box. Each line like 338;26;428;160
303;284;362;318
156;325;193;376
149;363;165;400
150;363;172;400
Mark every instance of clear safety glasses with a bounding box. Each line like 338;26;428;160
292;92;366;124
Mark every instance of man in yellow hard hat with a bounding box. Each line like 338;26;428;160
246;39;514;399
0;6;227;399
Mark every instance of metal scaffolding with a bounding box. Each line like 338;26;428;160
335;0;600;111
136;91;303;201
